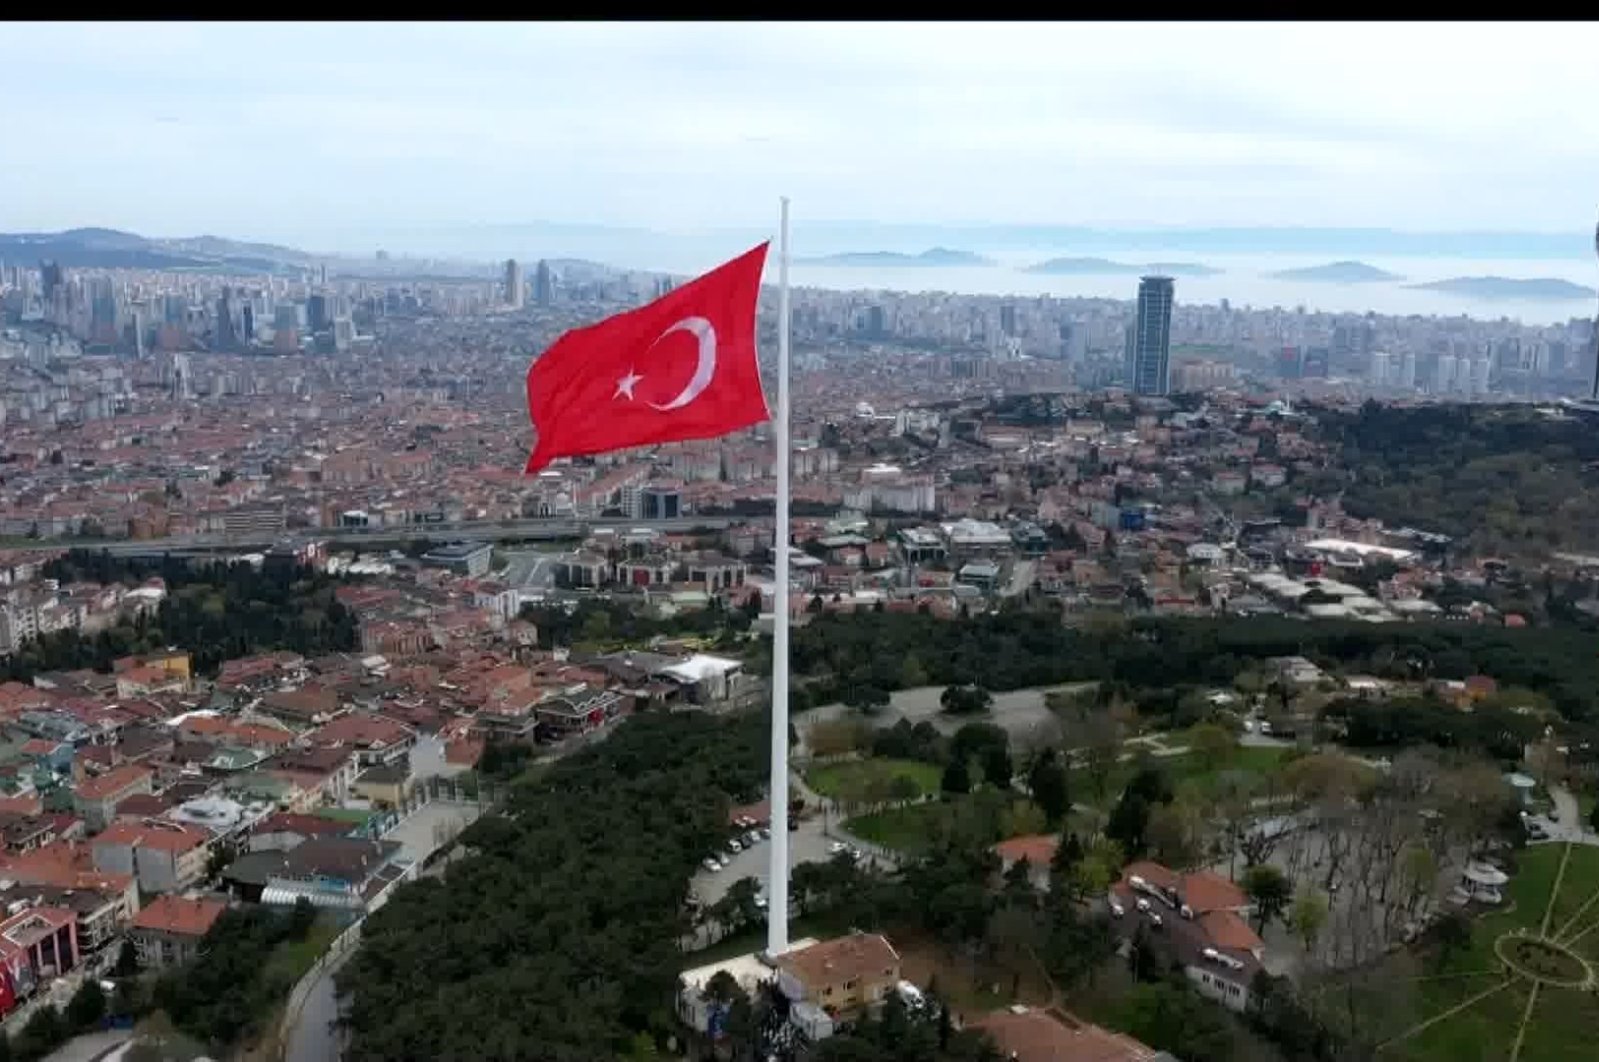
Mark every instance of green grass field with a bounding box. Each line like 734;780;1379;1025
1344;843;1599;1062
806;758;943;802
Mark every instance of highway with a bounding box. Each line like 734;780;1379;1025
53;515;753;557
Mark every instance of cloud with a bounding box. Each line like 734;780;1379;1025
1;22;1595;245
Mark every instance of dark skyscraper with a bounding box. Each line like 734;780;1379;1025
241;303;255;348
307;294;330;333
216;287;238;351
999;303;1017;338
534;260;554;306
1130;275;1174;396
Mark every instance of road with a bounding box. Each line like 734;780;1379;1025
999;559;1037;599
280;800;482;1062
284;939;358;1062
40;1030;132;1062
43;514;765;558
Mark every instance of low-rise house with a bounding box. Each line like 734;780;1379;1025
303;711;415;768
246;812;357;853
352;764;412;809
1109;861;1264;1013
264;746;360;805
129;894;227;969
74;764;155;831
993;835;1058;891
972;1005;1169;1062
775;931;902;1020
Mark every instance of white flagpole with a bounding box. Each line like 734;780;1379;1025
767;197;792;958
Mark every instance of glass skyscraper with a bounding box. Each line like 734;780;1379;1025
1131;275;1174;396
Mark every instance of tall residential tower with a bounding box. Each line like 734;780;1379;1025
505;259;525;310
1130;275;1174;396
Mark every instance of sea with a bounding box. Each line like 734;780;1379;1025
778;250;1599;327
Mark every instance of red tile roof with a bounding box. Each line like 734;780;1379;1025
76;764;153;802
972;1007;1160;1062
131;894;227;938
993;834;1059;868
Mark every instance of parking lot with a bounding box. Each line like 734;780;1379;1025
689;813;838;909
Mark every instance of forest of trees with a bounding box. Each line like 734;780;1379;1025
788;608;1599;724
0;550;358;681
1315;401;1599;554
152;900;323;1050
336;711;773;1061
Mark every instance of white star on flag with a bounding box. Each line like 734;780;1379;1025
614;368;643;400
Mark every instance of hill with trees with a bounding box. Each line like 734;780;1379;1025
1314;402;1599;555
0;550;357;681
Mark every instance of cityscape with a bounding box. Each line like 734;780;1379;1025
3;18;1599;1062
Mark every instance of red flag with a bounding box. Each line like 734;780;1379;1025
524;243;771;473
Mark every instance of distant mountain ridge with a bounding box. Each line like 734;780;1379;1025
1023;256;1222;277
1407;276;1596;300
795;247;993;267
1266;261;1403;283
0;227;315;274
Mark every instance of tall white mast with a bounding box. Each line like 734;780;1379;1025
767;197;793;957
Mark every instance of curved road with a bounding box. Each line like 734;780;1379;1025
285;943;356;1062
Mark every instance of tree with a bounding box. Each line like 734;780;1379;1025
1589;797;1599;836
940;685;993;716
941;758;972;796
16;1004;65;1060
1425;909;1473;971
1115;982;1235;1062
66;976;108;1031
1289;890;1329;957
1243;864;1294;933
1027;753;1070;826
980;744;1013;790
1190;722;1237;772
1105;792;1151;858
114;938;140;976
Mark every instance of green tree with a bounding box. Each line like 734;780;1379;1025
1289;889;1329;955
16;1004;65;1059
1189;722;1236;772
1243;864;1294;933
66;976;108;1030
980;744;1013;789
1027;752;1070;826
941;757;972;796
1115;982;1235;1062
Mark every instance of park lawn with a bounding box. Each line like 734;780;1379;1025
1080;745;1292;813
845;794;1057;855
806;758;943;801
1359;844;1599;1062
845;802;945;853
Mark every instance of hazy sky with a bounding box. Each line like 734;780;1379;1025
4;21;1598;248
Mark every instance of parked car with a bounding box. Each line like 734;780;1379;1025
702;857;720;873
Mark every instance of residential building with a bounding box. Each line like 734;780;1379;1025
90;819;211;896
129;894;227;969
1109;860;1264;1014
1130;276;1174;397
972;1005;1169;1062
303;711;415;767
75;764;155;831
775;931;902;1019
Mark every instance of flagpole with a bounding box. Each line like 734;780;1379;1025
767;197;792;958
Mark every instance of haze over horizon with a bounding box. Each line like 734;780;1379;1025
4;21;1599;255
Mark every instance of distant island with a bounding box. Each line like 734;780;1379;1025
1266;261;1402;283
1023;257;1221;277
797;247;993;267
1406;276;1597;300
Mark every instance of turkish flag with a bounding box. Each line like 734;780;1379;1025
524;243;771;473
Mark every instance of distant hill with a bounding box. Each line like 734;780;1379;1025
1407;276;1596;300
0;227;314;274
1266;260;1402;283
1023;256;1221;277
798;247;993;267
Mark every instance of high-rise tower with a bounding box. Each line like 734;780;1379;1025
533;259;553;306
505;259;525;309
1130;276;1174;396
1590;218;1599;401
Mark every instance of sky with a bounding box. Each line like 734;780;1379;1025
3;21;1598;252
